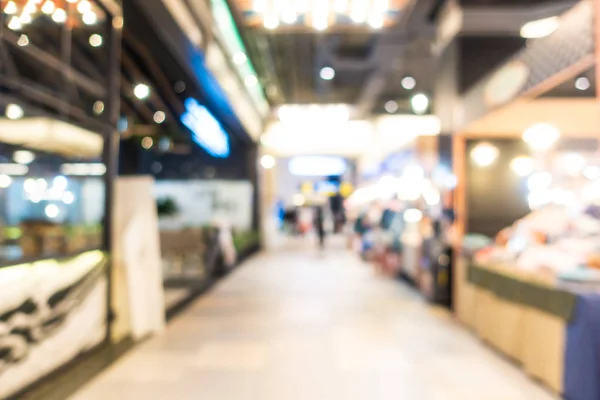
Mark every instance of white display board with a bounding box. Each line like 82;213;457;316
154;180;253;230
112;176;165;342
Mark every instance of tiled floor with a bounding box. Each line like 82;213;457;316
71;237;558;400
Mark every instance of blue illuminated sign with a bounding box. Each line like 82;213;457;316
181;98;230;158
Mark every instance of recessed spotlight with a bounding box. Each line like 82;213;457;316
261;155;276;169
153;111;166;124
77;0;91;14
233;52;247;65
13;150;35;165
7;16;22;31
368;14;384;29
401;76;416;90
52;8;67;23
17;34;29;47
384;100;398;113
520;16;559;39
82;11;98;25
93;101;104;115
133;83;151;100
320;67;335;80
3;1;17;14
282;10;297;24
264;14;279;30
20;13;32;24
575;76;590;91
5;103;24;120
141;137;154;149
45;204;60;219
411;93;429;114
89;34;103;47
41;0;56;15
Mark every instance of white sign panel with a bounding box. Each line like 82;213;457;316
154;180;254;230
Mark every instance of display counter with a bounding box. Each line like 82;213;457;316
0;250;109;399
456;257;600;399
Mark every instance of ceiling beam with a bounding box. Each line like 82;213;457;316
461;2;576;36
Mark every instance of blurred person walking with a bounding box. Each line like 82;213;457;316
315;206;326;249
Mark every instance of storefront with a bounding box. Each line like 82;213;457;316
447;1;600;397
0;0;122;397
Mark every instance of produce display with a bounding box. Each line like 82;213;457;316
475;205;600;279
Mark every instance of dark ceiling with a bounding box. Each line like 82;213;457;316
235;0;580;117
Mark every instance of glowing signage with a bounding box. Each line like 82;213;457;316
181;98;230;158
289;156;347;176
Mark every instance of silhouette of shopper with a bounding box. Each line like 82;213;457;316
315;206;326;249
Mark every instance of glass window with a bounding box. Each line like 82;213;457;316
0;132;105;264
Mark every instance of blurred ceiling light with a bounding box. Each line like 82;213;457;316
253;0;267;12
423;187;441;206
245;75;259;87
374;0;389;11
52;8;67;23
563;153;585;176
0;164;28;176
53;175;68;191
45;204;60;219
510;156;534;177
233;52;247;65
282;9;298;24
470;142;499;167
313;18;328;31
312;0;329;30
3;1;17;14
153;111;166;124
264;14;279;29
5;103;24;120
289;156;347;176
13;150;35;165
404;208;423;223
552;188;576;206
260;155;276;169
133;83;151;100
7;16;22;30
575;76;590;91
20;13;32;24
82;11;98;25
89;34;103;47
24;2;37;14
17;34;29;47
41;0;55;14
411;93;429;114
520;16;559;39
584;166;600;180
402;165;425;181
350;0;369;23
335;0;348;13
141;137;154;149
295;0;309;13
293;194;305;206
384;100;398;113
61;163;106;176
62;191;75;205
93;100;104;115
528;189;551;210
368;13;384;29
522;123;560;151
77;0;91;13
320;67;335;80
401;76;416;90
0;174;12;189
527;171;552;191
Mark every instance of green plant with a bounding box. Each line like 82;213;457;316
156;197;179;217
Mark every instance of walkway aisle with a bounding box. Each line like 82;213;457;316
72;238;557;400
